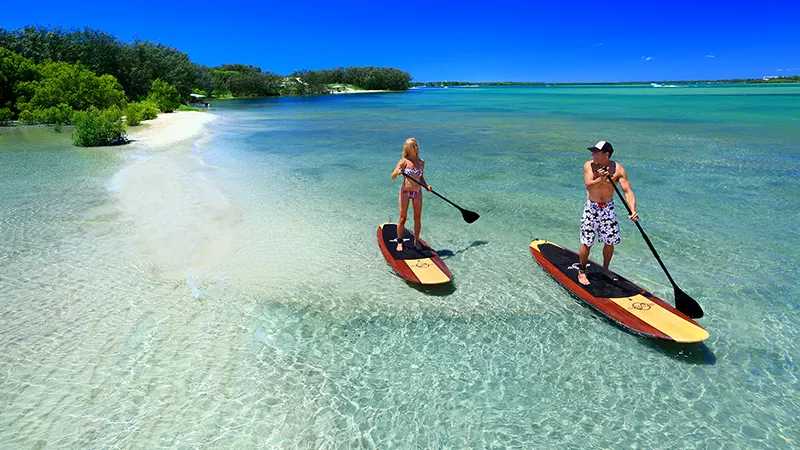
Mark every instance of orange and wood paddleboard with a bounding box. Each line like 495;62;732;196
378;223;452;285
530;239;708;343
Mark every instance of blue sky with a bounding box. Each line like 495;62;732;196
3;0;798;82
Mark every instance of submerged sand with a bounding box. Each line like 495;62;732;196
115;112;241;281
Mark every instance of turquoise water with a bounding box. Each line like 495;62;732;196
1;84;798;447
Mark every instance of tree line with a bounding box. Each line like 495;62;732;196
0;25;412;145
0;26;213;101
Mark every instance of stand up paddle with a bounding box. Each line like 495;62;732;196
607;172;704;319
402;173;480;223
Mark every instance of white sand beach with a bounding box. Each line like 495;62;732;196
114;111;242;281
126;111;218;147
331;89;391;94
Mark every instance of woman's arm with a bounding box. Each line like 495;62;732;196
391;159;405;179
419;159;432;191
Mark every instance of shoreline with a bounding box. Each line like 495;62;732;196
114;110;240;281
331;89;392;95
126;111;218;148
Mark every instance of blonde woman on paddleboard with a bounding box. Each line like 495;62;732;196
391;137;433;252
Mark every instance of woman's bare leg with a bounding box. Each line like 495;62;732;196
397;192;409;251
412;194;423;248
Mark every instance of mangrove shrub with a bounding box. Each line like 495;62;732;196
148;79;181;112
124;100;159;126
0;48;40;119
15;61;126;119
72;106;127;147
0;107;13;123
18;103;73;125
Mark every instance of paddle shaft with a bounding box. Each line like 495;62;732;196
402;173;464;210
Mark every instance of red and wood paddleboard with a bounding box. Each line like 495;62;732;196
530;239;708;343
377;223;452;285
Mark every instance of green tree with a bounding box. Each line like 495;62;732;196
0;25;214;101
0;47;40;119
15;61;126;117
0;107;13;123
72;105;127;147
117;40;212;100
147;78;181;112
0;26;124;89
291;66;411;92
123;100;159;125
18;103;73;125
229;71;282;97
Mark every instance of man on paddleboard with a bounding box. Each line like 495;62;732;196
578;141;638;285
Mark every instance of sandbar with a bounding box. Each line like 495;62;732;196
115;111;241;281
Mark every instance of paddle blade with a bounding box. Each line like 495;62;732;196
674;286;704;319
461;209;480;223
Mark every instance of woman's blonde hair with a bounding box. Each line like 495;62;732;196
402;138;419;159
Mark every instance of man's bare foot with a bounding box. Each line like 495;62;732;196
578;271;590;285
414;240;422;250
603;268;619;282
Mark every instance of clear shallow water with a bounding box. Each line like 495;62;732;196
1;85;798;448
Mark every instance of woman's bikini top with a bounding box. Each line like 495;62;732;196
403;167;423;176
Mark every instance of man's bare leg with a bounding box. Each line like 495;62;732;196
578;244;591;285
603;244;619;281
602;244;614;269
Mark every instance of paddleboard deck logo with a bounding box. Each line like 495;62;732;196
378;223;453;285
630;302;652;311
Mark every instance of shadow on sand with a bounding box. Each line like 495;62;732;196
540;267;718;365
436;240;489;259
640;339;717;365
393;241;489;297
406;280;457;296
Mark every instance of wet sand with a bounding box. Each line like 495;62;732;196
115;112;242;280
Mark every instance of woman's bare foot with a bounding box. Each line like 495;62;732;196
396;242;403;252
578;271;590;285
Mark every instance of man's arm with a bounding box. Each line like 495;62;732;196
617;165;638;221
584;161;607;188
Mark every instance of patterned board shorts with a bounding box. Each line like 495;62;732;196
580;199;621;246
